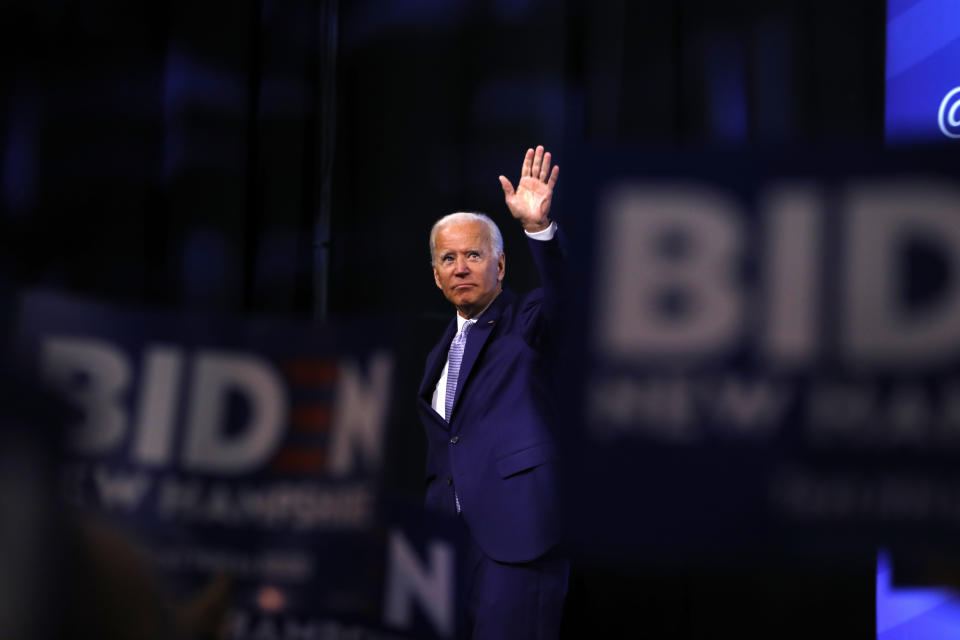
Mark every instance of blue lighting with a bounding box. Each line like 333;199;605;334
877;551;960;638
885;0;960;142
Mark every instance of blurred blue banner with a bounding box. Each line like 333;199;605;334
15;291;463;640
562;148;960;562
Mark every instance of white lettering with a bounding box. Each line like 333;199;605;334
132;346;184;466
708;377;792;435
762;186;821;365
596;186;743;360
383;529;454;637
92;466;152;511
183;352;287;473
328;353;394;476
844;182;960;367
42;337;130;454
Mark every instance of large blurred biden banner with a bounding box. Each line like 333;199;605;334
16;292;463;640
886;0;960;142
563;148;960;562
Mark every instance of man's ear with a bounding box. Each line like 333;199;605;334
433;266;442;289
497;253;505;283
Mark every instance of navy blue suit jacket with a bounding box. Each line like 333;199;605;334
417;234;563;564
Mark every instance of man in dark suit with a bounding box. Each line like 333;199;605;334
416;145;567;639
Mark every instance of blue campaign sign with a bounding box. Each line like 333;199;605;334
886;0;960;142
15;291;463;640
560;147;960;562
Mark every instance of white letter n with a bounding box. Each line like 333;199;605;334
383;529;454;638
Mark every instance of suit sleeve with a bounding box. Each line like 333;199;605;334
522;230;565;351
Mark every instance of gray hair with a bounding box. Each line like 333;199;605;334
429;211;504;265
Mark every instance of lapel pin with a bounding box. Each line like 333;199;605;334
487;320;495;325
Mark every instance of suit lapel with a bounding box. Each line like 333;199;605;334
450;291;510;416
418;318;457;400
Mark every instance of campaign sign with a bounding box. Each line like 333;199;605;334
561;148;960;562
15;291;463;639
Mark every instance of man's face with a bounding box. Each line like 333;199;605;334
433;220;505;318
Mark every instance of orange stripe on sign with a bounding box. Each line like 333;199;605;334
283;359;338;386
271;448;327;474
291;405;332;431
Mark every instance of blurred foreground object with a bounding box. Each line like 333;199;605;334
11;289;463;639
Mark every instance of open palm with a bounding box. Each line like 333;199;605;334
499;145;559;233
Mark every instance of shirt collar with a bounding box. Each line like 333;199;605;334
455;291;498;333
456;313;474;334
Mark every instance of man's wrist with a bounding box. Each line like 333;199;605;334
524;220;557;241
521;217;551;232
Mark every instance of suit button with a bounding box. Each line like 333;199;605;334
449;436;459;444
446;476;453;485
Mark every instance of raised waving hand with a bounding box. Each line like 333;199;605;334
498;145;559;233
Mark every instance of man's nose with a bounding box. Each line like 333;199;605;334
454;256;470;274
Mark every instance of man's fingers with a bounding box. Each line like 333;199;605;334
499;175;515;197
517;145;556;185
521;148;533;178
539;151;552;182
531;145;544;180
547;165;559;190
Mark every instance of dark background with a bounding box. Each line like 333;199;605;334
0;0;884;637
0;0;884;316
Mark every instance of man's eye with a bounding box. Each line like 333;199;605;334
442;256;453;262
469;252;480;259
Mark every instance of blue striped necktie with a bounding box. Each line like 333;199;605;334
445;321;473;421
